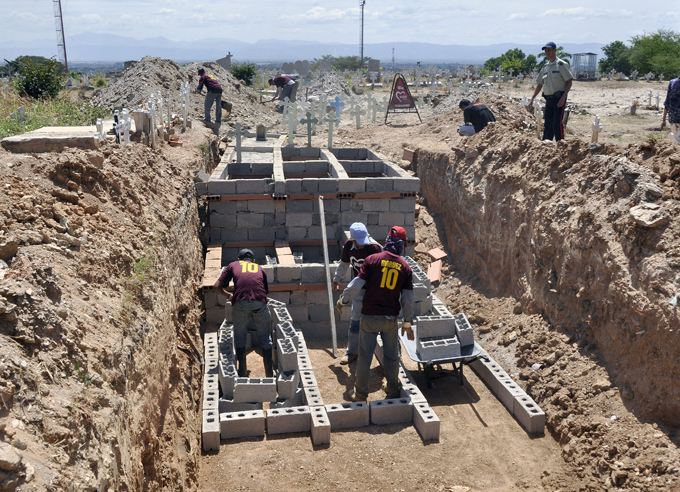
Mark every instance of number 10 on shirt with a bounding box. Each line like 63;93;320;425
380;267;399;290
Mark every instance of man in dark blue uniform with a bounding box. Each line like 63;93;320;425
459;99;496;135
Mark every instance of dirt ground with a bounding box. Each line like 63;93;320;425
1;66;680;492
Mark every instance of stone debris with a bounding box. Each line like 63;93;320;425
630;203;669;228
305;73;352;99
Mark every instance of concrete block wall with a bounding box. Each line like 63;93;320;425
325;402;370;430
266;406;311;435
202;409;220;451
220;410;266;439
369;398;413;425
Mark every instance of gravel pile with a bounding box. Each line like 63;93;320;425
91;56;280;130
304;73;352;99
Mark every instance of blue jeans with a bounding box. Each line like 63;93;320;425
232;300;272;350
346;289;364;355
354;315;400;399
204;91;222;126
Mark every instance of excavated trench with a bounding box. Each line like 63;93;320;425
413;133;680;427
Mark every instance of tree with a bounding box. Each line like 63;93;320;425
628;29;680;76
310;55;370;72
14;57;65;99
231;62;256;85
483;48;535;74
537;47;571;69
599;41;632;74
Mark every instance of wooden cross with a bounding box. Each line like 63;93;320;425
300;111;318;147
330;96;345;119
322;114;340;148
227;122;245;162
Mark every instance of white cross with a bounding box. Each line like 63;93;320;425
655;93;661;109
94;118;106;144
279;97;296;124
322;114;340;149
591;115;602;143
300;111;318;147
350;105;366;129
285;110;298;146
165;90;172;130
330;96;345;119
366;93;378;122
648;90;653;107
156;91;164;128
147;98;157;150
227;123;245;161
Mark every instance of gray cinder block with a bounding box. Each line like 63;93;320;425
277;370;300;400
454;313;475;347
497;377;526;412
276;321;299;346
220;410;266;439
392;177;420;193
207;180;236;196
277;337;299;372
299;370;318;388
414;294;433;316
297;352;313;370
270;387;305;409
236;179;267;195
218;360;238;398
398;362;417;386
400;383;427;403
202;409;220;451
205;345;219;361
413;402;440;441
276;265;302;283
370;398;413;425
204;332;218;347
413;283;430;303
303;386;324;407
286;213;313;227
204;373;219;393
416;335;461;360
338;178;366;193
232;377;277;403
310;406;331;445
219;399;263;413
513;394;546;434
415;315;456;339
273;307;293;325
266;406;311;435
325;402;370;430
470;357;509;394
300;264;327;283
205;358;219;375
203;388;219;411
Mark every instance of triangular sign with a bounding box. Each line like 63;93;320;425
388;75;415;109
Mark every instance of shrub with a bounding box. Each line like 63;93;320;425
92;75;108;88
14;57;65;99
231;63;256;86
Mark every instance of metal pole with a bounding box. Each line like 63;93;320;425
360;0;366;64
318;196;338;358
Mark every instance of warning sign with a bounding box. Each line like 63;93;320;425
385;73;421;123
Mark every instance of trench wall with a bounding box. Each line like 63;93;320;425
415;146;680;426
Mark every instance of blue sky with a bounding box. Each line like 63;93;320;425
1;0;677;45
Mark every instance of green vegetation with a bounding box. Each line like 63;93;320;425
120;249;158;322
599;30;680;76
310;55;371;72
75;361;100;388
231;62;257;85
2;55;67;78
92;74;108;88
14;57;66;99
0;89;110;139
483;48;537;74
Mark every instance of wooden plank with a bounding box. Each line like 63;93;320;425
403;148;415;163
428;248;447;261
427;259;442;284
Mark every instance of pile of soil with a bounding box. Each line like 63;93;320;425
91;56;280;129
305;72;352;99
0;127;218;490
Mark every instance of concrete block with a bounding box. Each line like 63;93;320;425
513;394;546;434
341;212;368;226
413;402;440;441
203;373;219;394
207;180;236;195
276;321;299;345
277;370;300;400
202;409;220;451
232;377;277;403
297;351;313;370
286;213;313;227
287;226;308;241
470;357;509;394
287;305;309;322
273;307;293;325
219;399;263;413
366;178;394;192
286;179;302;194
399;361;417;386
268;293;289;305
300;263;327;283
303;386;324;407
308;305;331;322
210;213;237;229
370;398;413;425
248;228;276;241
203;388;219;411
286;200;314;213
237;213;264;229
325;402;369;430
236;179;267;194
205;358;219;375
299;369;318;388
301;179;319;193
338;178;366;193
400;383;427;403
277;337;298;372
196;182;208;196
289;290;306;305
318;178;338;193
220;410;266;439
378;212;405;226
209;201;237;215
296;334;308;353
266;406;311;435
218;360;238;398
497;377;526;412
414;295;433;316
307;225;337;241
204;331;218;347
305;290;330;304
415;315;456;339
454;313;474;347
361;199;390;212
416;335;461;360
392;177;420;193
310;406;331;445
205;344;219;361
413;283;430;303
431;296;450;317
390;197;417;212
248;200;276;213
209;228;222;243
270;387;305;409
276;264;301;283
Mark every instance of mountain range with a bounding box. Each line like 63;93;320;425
1;32;605;66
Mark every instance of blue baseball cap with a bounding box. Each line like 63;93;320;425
542;42;557;50
349;222;369;245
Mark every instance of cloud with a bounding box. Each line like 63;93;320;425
541;8;633;18
7;11;40;21
159;8;177;15
81;14;102;23
507;13;527;20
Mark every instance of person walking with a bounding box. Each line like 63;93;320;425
337;226;414;401
214;249;273;377
195;68;223;134
529;42;573;141
332;223;382;365
661;75;680;143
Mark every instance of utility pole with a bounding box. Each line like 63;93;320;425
392;46;396;71
53;0;68;73
359;0;366;64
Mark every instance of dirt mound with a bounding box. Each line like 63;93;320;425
305;72;352;99
91;56;280;129
0;128;217;490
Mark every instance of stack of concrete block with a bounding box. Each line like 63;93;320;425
369;398;413;425
266;406;312;435
203;332;222;451
220;410;266;439
217;322;238;397
404;256;431;289
453;313;475;347
470;351;545;434
276;370;300;400
276;320;299;346
277;337;298;372
325;402;370;430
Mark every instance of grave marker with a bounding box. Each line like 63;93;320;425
322;114;340;148
591;115;602;143
256;124;267;141
300;111;318;147
330;96;345;119
227;123;245;162
350;105;366;129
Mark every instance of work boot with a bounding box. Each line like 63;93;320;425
382;382;401;399
340;352;358;365
350;391;367;403
262;347;274;378
235;347;248;377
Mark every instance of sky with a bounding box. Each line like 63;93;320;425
1;0;677;46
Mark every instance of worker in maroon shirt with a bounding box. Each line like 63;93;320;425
337;226;414;401
195;68;223;134
214;249;273;377
268;75;299;108
332;222;382;365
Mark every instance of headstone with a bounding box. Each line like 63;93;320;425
648;90;653;107
295;60;304;74
630;70;638;81
256;124;267;141
216;52;233;71
94;119;106;144
645;72;654;82
368;72;378;87
368;59;380;72
282;62;295;74
300;60;311;76
655;93;661;110
300;111;318;147
320;60;332;72
659;74;664;82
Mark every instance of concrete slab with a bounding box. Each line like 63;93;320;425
0;122;119;153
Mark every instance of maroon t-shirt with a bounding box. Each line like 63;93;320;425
272;76;293;88
341;240;382;278
218;260;268;304
358;251;413;317
197;73;223;93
